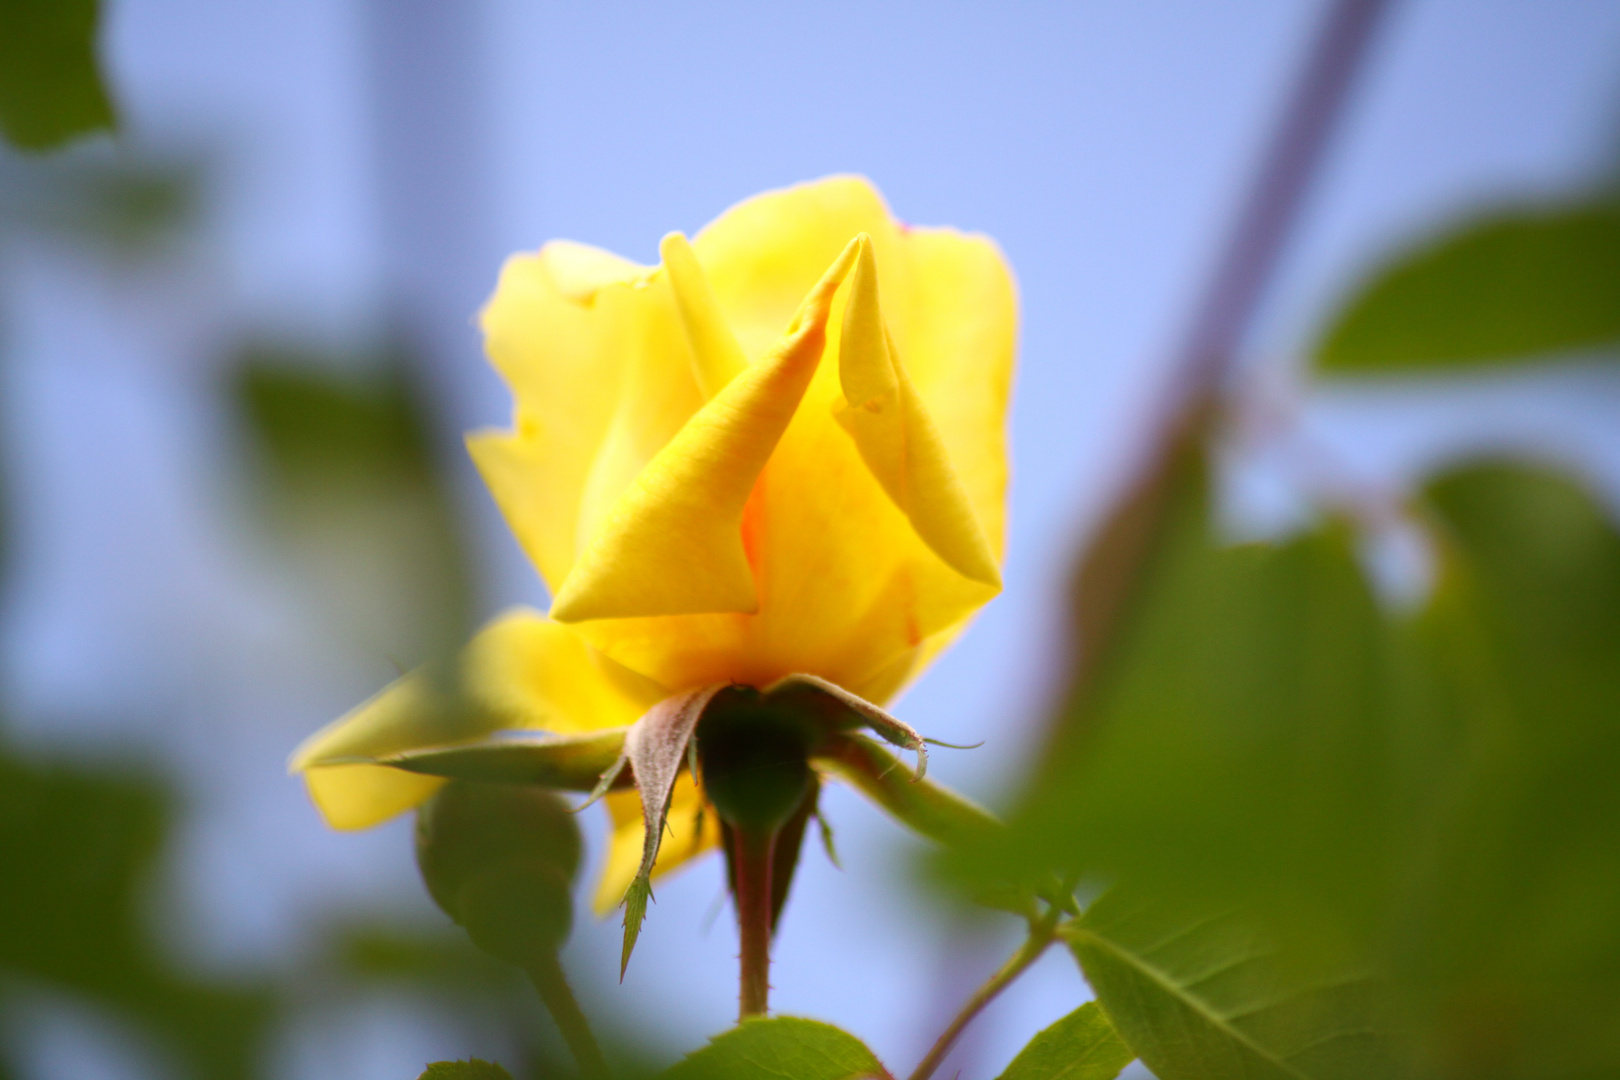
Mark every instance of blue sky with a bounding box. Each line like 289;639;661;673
4;2;1620;1076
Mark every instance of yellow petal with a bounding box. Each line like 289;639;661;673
292;609;662;830
593;775;719;915
473;177;1015;708
836;233;1000;588
461;608;667;733
661;231;747;399
550;236;861;623
472;242;703;593
305;764;445;832
558;178;1015;700
694;175;899;362
891;226;1017;565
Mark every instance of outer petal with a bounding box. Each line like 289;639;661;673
594;777;718;914
470;242;704;594
292;609;662;829
836;233;1000;588
890;226;1017;565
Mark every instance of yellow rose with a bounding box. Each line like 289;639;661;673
291;175;1016;918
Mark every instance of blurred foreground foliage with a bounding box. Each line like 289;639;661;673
0;0;115;151
943;187;1620;1080
0;122;551;1075
0;745;273;1077
0;344;558;1078
1315;195;1620;373
234;346;477;667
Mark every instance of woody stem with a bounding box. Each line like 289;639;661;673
732;824;776;1020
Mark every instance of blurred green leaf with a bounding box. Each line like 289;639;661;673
238;353;435;483
1395;462;1620;1079
0;0;115;150
994;1000;1133;1080
0;746;275;1078
234;348;474;663
0;156;195;250
662;1017;889;1080
954;439;1620;1078
418;1060;514;1080
1315;202;1620;372
961;444;1402;930
1068;891;1398;1080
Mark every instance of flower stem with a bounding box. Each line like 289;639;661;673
732;824;776;1020
525;950;609;1080
907;912;1063;1080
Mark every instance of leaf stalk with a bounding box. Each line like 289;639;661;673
907;908;1065;1080
525;951;610;1080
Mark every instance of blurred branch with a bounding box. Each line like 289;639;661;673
1070;0;1393;695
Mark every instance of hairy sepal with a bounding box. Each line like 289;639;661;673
616;684;726;977
764;673;930;778
379;728;629;791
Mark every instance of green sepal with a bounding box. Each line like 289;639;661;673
766;673;930;778
620;876;652;982
810;732;998;848
380;728;629;791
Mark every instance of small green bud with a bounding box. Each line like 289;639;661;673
415;780;581;964
697;687;816;835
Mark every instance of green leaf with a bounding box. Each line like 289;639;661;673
663;1017;890;1080
1397;461;1620;1078
995;1001;1134;1080
418;1060;514;1080
0;0;115;150
1315;202;1620;372
1069;891;1398;1080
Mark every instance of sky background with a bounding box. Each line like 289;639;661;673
4;2;1620;1078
